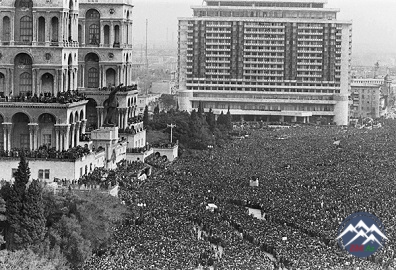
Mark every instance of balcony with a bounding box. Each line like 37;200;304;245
0;91;86;105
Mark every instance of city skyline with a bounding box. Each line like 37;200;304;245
132;0;396;56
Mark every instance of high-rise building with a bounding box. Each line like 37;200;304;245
177;0;352;125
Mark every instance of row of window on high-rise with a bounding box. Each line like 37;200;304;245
193;10;336;20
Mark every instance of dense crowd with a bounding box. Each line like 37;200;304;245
82;122;396;269
98;84;138;92
0;90;86;104
0;145;91;160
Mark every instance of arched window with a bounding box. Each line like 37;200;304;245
20;16;33;44
20;72;32;95
88;68;99;88
0;73;5;96
38;17;46;43
86;9;100;46
51;17;59;43
104;25;110;46
114;25;120;47
89;24;99;45
85;53;99;88
2;16;11;44
78;24;82;44
14;53;33;96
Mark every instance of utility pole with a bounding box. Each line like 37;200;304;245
167;123;176;143
145;19;149;95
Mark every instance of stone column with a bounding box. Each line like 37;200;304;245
70;123;75;148
59;126;64;151
124;108;129;129
100;107;104;127
118;109;121;127
75;121;81;146
28;124;35;151
6;123;12;151
32;68;37;95
96;107;101;128
32;11;37;45
45;16;51;45
100;23;104;47
33;124;39;150
69;69;73;90
64;125;70;150
81;119;87;134
55;126;60;151
307;116;310;123
110;21;115;46
2;123;12;151
81;19;86;46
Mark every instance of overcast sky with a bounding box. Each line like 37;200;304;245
131;0;395;54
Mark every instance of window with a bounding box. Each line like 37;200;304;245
51;17;59;42
38;170;44;179
45;169;50;179
20;16;33;43
12;169;18;178
38;17;46;43
88;68;99;88
89;24;99;45
43;134;52;146
20;72;32;95
2;16;11;43
20;134;29;149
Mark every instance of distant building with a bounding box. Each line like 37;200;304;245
350;79;382;119
137;94;161;115
177;0;352;125
151;81;171;95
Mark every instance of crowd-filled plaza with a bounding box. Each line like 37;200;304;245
82;122;396;269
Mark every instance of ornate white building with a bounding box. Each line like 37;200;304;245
0;0;146;181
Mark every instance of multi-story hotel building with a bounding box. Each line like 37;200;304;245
177;0;352;125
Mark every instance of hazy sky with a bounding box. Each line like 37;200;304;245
131;0;395;54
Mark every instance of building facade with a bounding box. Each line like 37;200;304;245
350;79;382;119
177;0;352;125
0;0;147;181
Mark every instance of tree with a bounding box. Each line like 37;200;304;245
154;105;160;115
206;108;216;132
197;101;204;116
0;196;6;246
143;105;149;127
0;249;59;270
217;111;225;127
226;107;232;130
49;215;91;268
20;180;46;247
159;94;176;111
6;152;30;250
13;151;30;195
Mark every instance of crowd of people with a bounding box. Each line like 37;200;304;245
0;145;91;160
0;90;86;104
98;84;138;92
82;122;396;269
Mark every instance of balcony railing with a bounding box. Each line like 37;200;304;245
0;145;97;161
97;84;138;92
0;91;86;104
